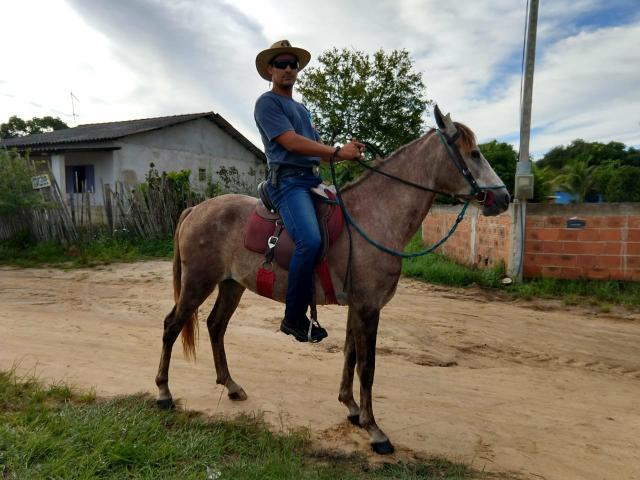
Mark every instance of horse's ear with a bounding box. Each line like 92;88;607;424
434;105;458;137
434;105;446;130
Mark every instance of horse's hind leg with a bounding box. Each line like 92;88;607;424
339;309;360;424
155;282;213;409
206;279;247;401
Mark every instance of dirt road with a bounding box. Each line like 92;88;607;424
1;261;639;479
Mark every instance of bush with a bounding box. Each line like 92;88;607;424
0;149;47;216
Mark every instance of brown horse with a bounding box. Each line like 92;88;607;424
154;108;510;454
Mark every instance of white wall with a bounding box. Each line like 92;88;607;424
114;118;265;194
50;154;66;194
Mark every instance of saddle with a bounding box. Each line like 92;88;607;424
244;182;344;303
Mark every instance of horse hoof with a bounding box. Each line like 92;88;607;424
228;389;248;401
156;398;175;410
347;414;361;427
371;439;395;455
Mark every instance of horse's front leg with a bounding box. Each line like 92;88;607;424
353;305;394;454
338;309;360;424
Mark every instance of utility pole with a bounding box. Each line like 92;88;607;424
510;0;538;281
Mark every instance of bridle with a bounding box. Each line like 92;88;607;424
435;128;505;206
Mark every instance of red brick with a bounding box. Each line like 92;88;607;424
567;242;622;255
584;268;613;280
542;266;562;276
626;242;640;255
525;241;546;254
577;229;600;241
558;229;579;241
598;229;622;241
542;241;565;254
523;264;542;278
526;217;545;228
628;216;640;228
605;216;626;228
628;229;640;242
545;216;565;227
593;256;622;268
584;217;605;228
559;268;582;279
627;256;640;269
535;228;561;241
535;253;577;268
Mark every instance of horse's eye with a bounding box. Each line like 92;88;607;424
471;150;481;160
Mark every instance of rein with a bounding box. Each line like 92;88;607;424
329;129;505;259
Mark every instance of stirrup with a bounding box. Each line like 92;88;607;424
307;316;324;343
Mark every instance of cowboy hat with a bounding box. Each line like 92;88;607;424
255;40;311;81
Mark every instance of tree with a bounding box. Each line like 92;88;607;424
531;163;556;203
537;139;638;170
478;140;517;197
605;166;640;202
297;48;430;182
0;115;68;139
551;158;597;202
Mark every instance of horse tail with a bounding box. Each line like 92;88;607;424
173;207;198;361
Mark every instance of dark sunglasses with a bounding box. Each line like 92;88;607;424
271;59;299;70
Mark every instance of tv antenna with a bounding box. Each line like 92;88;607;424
70;91;80;125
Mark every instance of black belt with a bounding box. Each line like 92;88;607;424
267;164;320;186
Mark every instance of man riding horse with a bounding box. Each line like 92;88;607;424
254;40;364;343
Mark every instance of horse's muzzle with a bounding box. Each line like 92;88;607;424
480;189;510;216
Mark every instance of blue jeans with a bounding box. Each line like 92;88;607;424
267;167;322;320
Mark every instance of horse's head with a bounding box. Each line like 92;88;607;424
433;105;510;216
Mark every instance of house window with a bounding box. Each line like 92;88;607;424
65;165;95;193
198;168;206;182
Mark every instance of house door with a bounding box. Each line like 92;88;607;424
65;165;95;193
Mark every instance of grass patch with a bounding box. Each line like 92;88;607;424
0;369;477;480
402;233;504;289
403;232;640;308
507;276;640;307
0;234;173;268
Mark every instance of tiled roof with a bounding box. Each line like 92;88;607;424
0;112;265;161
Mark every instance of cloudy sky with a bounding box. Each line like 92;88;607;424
1;0;639;158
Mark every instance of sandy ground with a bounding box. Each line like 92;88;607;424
1;261;639;480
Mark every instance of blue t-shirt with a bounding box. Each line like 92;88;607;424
254;91;321;168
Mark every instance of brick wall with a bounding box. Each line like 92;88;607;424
524;203;640;281
421;203;640;281
421;204;511;269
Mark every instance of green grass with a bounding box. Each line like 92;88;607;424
507;277;640;307
0;369;477;480
403;232;640;308
0;234;173;268
402;233;505;289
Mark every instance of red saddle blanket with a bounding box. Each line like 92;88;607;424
244;188;344;303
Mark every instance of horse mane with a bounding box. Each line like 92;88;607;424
339;122;477;192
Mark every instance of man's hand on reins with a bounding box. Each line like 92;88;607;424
338;139;365;161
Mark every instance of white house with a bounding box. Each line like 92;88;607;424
1;112;266;204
